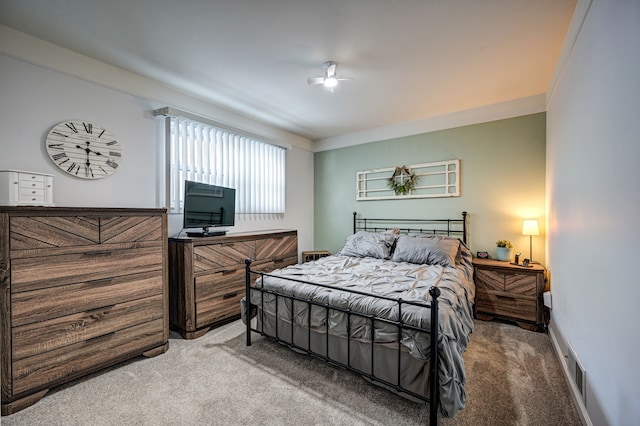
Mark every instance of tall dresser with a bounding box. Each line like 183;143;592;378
169;230;298;339
0;207;169;415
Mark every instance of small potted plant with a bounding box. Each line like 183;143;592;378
495;239;513;261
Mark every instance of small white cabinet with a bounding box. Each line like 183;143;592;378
0;170;54;206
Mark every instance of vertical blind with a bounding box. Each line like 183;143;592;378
168;116;286;214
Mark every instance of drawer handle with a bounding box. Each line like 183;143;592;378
86;331;116;342
496;295;517;301
222;292;238;300
87;277;114;285
221;270;235;276
84;250;116;256
87;304;116;314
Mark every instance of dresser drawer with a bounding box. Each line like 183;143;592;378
99;216;164;244
193;240;255;271
196;291;244;328
255;233;298;260
475;269;504;291
504;273;537;295
16;191;45;204
10;215;163;250
11;216;100;248
19;180;45;191
476;291;537;322
195;267;244;327
195;268;245;300
11;270;163;326
11;318;165;396
476;268;537;295
12;294;164;360
252;255;298;273
11;246;163;292
17;172;46;184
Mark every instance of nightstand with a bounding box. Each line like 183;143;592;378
472;258;546;332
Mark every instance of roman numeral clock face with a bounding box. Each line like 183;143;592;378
45;120;122;179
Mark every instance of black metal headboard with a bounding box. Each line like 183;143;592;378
353;211;468;244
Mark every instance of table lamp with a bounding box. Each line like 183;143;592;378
522;219;540;262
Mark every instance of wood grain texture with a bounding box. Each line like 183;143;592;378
472;258;545;330
12;319;164;395
11;246;163;293
0;213;12;402
0;207;168;414
10;216;100;248
11;271;163;327
193;241;255;272
13;295;164;360
169;230;298;338
255;234;298;260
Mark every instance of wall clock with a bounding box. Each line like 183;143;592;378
45;120;122;179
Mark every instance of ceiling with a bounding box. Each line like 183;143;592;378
0;0;576;142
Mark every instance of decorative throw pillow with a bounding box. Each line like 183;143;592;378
339;231;397;259
391;234;460;267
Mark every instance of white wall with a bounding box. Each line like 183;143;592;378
0;54;159;208
546;1;640;425
0;30;314;255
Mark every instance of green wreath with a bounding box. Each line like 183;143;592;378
387;165;419;195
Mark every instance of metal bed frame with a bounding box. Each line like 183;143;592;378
244;211;468;425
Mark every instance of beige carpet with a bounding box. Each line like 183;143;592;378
2;320;581;425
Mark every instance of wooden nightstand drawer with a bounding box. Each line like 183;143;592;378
476;291;537;322
505;273;537;295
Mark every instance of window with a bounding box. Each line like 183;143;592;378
161;111;286;215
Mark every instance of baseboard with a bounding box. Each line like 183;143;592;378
548;324;593;426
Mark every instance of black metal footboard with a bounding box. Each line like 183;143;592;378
244;259;441;425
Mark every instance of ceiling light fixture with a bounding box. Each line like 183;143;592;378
307;61;353;90
323;76;338;88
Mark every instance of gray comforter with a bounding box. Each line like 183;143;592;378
250;244;475;417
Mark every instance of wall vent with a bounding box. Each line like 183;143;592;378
567;342;587;405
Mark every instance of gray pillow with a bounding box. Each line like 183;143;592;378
339;231;397;259
391;234;460;267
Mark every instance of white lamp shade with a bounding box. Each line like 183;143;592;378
522;219;540;236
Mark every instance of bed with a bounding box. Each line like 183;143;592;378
242;212;474;424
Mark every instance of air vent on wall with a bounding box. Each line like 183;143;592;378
567;342;587;405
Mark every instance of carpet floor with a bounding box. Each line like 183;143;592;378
2;319;581;425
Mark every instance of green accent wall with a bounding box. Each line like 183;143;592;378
314;113;546;261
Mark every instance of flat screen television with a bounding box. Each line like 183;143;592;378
183;180;236;237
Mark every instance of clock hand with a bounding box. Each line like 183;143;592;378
78;142;104;157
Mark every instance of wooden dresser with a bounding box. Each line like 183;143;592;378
169;230;298;339
472;258;546;332
0;207;169;415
